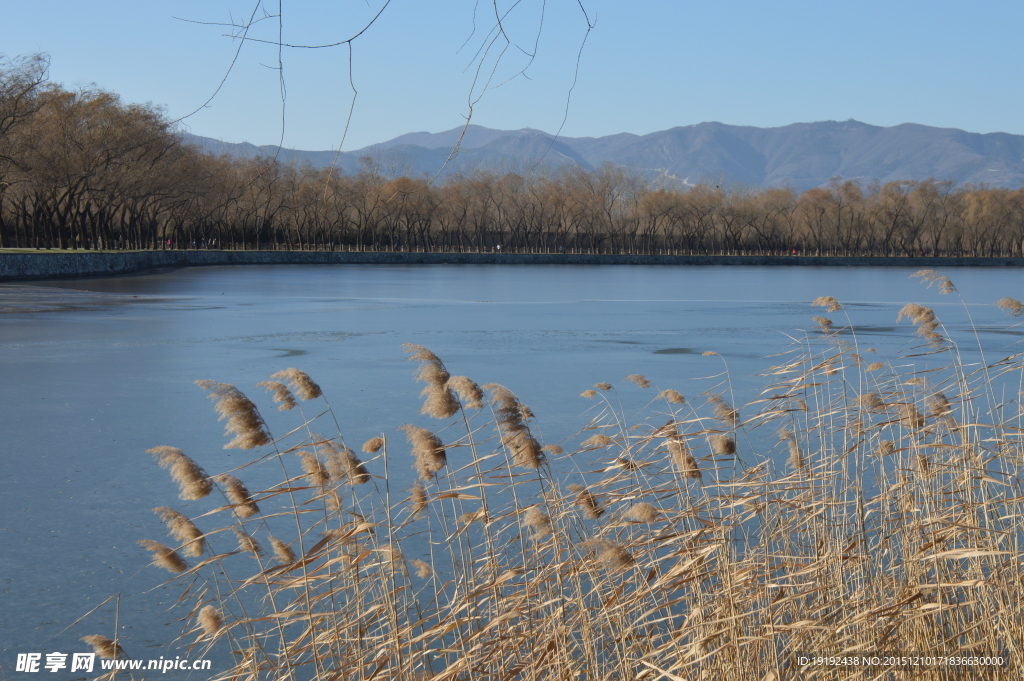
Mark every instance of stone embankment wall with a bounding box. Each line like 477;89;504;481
1;250;1021;280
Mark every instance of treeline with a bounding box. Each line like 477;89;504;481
3;55;1024;257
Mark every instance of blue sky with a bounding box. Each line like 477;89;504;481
3;1;1022;150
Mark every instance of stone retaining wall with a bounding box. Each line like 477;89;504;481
1;250;1021;280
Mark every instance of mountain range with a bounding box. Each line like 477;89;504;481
181;119;1024;190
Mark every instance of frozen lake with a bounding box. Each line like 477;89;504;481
1;263;1021;664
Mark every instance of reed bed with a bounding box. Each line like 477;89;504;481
99;272;1024;680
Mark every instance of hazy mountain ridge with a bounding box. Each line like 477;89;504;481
181;120;1024;189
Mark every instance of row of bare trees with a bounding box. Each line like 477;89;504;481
4;55;1024;257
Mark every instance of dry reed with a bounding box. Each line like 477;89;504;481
409;558;432;579
269;536;296;563
811;295;842;312
137;540;188;573
567;483;603;519
217;474;259;518
811;315;833;331
148;446;212;500
399;425;447;481
624;374;651;388
626;501;660;522
709;393;739;427
152;507;205;557
124;280;1024;681
656;388;686;404
581;433;614;448
668;439;701;479
995;296;1023;316
712;433;736;456
913;268;956;294
484;383;543;469
81;635;124;659
233;527;263;556
362;436;384;453
447;375;484;409
321;440;370;485
256;380;297;410
409;481;428;517
195;381;271;449
405;343;459;418
270;367;322;400
197;605;222;638
296;450;330;489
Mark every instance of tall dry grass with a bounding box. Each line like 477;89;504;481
98;273;1024;680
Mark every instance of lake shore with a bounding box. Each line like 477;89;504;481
2;248;1022;280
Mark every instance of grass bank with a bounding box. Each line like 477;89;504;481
2;248;1023;281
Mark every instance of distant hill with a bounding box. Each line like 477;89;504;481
181;120;1024;190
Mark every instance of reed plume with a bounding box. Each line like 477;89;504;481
811;296;842;312
866;361;884;372
81;635;124;659
709;394;739;427
138;540;188;573
296;450;330;489
399;425;447;481
256;380;296;410
567;483;603;519
582;433;614;448
542;444;565;456
270;536;296;563
858;392;885;412
362;436;384;453
269;368;322;400
626;502;661;522
897;303;943;345
409;481;428;517
618;456;640;471
811;315;833;332
625;374;651;388
321;439;370;485
912;269;956;294
197;605;223;638
786;437;804;470
217;474;260;518
523;506;552;538
656;389;685;404
421;384;461;419
152;507;205;557
148;446;212;500
405;344;459;418
876;440;896;457
655;419;678;437
195;381;271;449
928;392;952;419
897;402;925;430
459;508;489;525
589;539;635;571
668;440;701;479
995;296;1024;317
233;527;263;556
447;375;484;409
594;382;613;391
580;389;598;398
410;558;432;579
712;434;736;456
483;383;543;469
